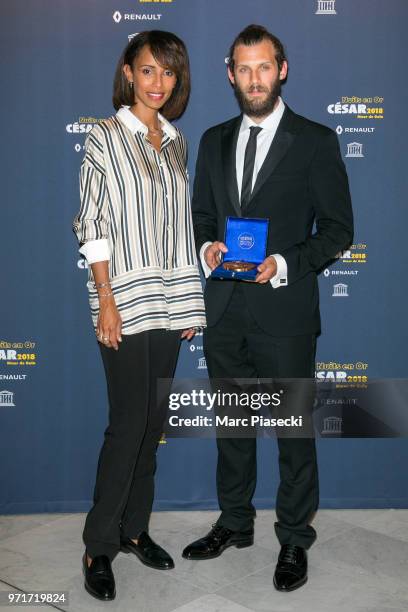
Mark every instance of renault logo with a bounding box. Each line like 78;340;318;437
113;11;122;23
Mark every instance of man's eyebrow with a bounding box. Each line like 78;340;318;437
235;60;274;67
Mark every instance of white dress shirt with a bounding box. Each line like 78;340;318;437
200;96;288;288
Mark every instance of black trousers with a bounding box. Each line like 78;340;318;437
83;329;181;561
204;283;319;550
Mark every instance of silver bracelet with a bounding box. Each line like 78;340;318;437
99;292;113;298
94;281;111;289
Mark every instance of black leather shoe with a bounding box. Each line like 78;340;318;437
82;553;116;601
273;544;308;592
182;524;254;560
120;531;174;570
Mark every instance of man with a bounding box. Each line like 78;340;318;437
182;25;353;592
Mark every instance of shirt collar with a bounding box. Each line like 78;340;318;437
240;96;285;133
116;105;177;140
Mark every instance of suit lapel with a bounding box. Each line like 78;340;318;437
222;116;242;217
246;106;300;207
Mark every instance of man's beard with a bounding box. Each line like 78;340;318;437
233;77;281;118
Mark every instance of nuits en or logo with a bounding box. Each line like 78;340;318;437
332;283;348;297
315;0;337;15
336;243;367;264
0;390;15;407
328;97;384;118
0;341;37;366
345;142;364;158
66;117;103;134
316;361;368;384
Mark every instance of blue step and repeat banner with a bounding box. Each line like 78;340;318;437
2;0;408;513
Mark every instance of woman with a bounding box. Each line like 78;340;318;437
73;30;206;601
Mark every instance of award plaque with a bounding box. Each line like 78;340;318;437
211;216;269;282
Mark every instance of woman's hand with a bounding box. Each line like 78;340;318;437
96;297;122;350
181;328;196;341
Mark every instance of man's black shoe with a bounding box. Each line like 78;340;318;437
273;544;308;592
120;531;174;570
182;524;254;560
82;553;116;601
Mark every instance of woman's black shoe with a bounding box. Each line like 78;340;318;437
120;531;174;570
82;553;116;601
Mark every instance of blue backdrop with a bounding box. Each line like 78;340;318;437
1;0;408;513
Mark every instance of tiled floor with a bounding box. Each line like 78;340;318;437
0;510;407;611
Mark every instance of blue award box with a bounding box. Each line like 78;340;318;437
211;216;269;281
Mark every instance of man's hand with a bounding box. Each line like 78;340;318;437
204;241;228;270
255;256;277;284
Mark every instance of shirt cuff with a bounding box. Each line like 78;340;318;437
199;242;213;278
269;253;288;288
79;239;110;264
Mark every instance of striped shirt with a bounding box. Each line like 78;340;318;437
73;106;206;335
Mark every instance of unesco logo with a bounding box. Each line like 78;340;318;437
0;390;15;407
238;233;255;250
315;0;337;14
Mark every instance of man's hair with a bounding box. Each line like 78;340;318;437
227;24;287;73
112;30;190;120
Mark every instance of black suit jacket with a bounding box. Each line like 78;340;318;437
192;105;354;336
